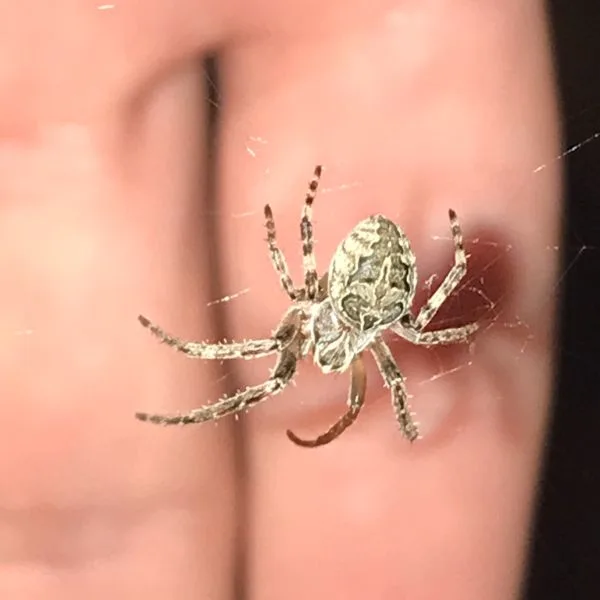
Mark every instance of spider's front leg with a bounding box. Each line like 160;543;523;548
371;338;419;442
286;355;367;448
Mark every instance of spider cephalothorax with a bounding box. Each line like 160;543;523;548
136;166;478;447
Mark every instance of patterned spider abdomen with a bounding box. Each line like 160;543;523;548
328;215;417;332
310;298;364;372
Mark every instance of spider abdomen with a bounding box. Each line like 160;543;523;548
328;215;417;332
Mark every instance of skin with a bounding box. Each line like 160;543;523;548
0;1;560;599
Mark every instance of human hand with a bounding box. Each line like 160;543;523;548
0;1;559;598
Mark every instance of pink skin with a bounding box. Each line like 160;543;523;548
0;1;559;599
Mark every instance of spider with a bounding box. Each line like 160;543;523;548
135;165;479;447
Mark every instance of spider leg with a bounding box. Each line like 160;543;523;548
392;321;479;346
136;339;301;425
412;209;467;331
300;165;322;300
371;338;419;442
286;355;367;448
264;204;299;300
138;306;301;360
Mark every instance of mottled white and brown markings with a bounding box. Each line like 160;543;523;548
329;215;417;333
136;167;479;447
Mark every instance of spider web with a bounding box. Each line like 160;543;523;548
2;63;585;436
199;61;599;420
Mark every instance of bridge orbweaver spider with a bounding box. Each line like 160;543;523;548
136;166;478;447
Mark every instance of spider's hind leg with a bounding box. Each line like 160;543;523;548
412;208;467;332
393;320;479;346
300;165;322;301
264;204;299;300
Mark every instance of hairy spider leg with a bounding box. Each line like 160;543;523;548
136;339;302;425
286;355;367;447
371;338;419;442
137;306;301;360
394;322;479;346
413;209;467;330
300;165;322;301
393;209;478;346
264;204;299;300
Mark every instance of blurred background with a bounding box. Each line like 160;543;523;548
525;1;600;598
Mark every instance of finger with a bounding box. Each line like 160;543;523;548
218;1;559;598
0;3;237;599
